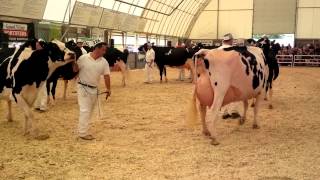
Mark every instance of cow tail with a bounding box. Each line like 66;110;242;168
186;86;199;127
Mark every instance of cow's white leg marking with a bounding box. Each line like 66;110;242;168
208;95;224;146
253;93;263;129
268;88;273;109
63;80;68;100
240;100;248;125
251;98;255;107
15;94;34;135
199;104;210;136
7;100;13;122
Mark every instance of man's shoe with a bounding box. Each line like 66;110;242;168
79;135;95;140
231;112;241;119
222;113;231;119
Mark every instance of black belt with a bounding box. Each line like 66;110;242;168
78;82;97;89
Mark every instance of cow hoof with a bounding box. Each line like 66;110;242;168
202;130;211;136
252;124;260;129
34;134;50;140
264;97;268;101
210;138;220;146
268;105;273;109
239;117;246;125
251;103;255;108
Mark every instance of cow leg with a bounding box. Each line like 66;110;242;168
164;67;168;83
268;87;273;109
159;65;163;83
239;100;248;125
14;95;34;135
199;104;210;136
208;96;224;145
15;94;49;139
7;100;13;122
264;94;268;101
63;80;68;100
251;98;255;107
253;93;263;129
46;81;51;104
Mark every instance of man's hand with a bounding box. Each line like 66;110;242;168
105;90;111;100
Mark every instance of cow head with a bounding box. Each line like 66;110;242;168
65;40;83;60
51;39;76;61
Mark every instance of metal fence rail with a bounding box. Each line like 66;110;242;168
276;55;320;67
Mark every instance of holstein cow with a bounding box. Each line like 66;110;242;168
187;46;272;145
0;40;75;139
251;42;280;108
46;40;83;101
153;46;197;83
46;42;129;101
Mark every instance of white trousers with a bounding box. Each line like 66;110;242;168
223;102;239;115
34;84;48;110
77;85;97;137
145;63;153;82
178;68;185;80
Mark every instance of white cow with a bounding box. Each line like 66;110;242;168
0;40;75;139
187;46;272;145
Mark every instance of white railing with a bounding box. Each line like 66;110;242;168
276;55;294;66
276;55;320;67
293;55;320;67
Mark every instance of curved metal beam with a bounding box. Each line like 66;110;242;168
184;0;212;38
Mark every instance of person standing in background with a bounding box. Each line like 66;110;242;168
144;43;155;84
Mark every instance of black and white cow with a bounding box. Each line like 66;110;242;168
0;40;75;139
46;40;83;101
187;46;272;145
152;46;197;83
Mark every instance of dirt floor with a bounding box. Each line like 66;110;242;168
0;67;319;180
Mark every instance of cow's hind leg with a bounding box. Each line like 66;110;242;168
7;100;13;122
46;81;51;105
207;91;226;145
15;95;49;140
199;104;210;136
239;100;248;125
252;93;263;129
63;80;68;100
164;67;168;83
268;87;273;109
251;98;255;107
159;65;163;83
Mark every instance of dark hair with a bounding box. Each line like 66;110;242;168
93;42;107;50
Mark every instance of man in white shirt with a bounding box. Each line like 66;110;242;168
144;43;155;83
73;42;111;140
218;33;241;119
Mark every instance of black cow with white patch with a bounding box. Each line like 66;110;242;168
0;40;75;139
152;46;197;83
